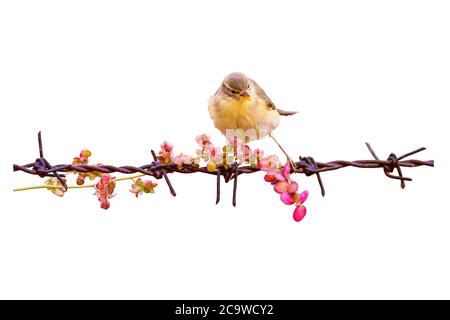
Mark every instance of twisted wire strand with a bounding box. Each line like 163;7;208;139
13;159;433;177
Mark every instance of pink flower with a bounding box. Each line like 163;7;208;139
280;192;295;205
160;141;173;153
195;134;211;146
261;160;309;222
158;141;174;164
100;198;110;209
130;178;158;198
293;205;307;222
172;153;193;168
258;155;281;171
281;162;291;179
94;174;116;210
248;148;264;167
205;146;223;172
264;172;277;183
298;190;309;204
291;191;309;222
274;172;286;181
288;181;298;193
72;149;91;166
274;181;289;194
44;177;67;197
72;149;103;185
196;134;221;163
209;146;223;162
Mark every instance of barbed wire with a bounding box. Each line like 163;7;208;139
13;132;434;206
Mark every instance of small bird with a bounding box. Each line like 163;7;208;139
209;72;297;168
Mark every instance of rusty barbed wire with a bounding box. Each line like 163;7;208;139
13;132;434;206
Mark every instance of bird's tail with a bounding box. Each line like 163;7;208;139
277;109;298;116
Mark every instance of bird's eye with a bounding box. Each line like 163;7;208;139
247;84;250;89
230;89;238;94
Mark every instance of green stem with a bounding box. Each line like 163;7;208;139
13;174;146;192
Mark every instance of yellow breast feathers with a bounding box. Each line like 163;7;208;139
208;95;280;139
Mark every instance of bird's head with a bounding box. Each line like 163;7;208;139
221;72;251;100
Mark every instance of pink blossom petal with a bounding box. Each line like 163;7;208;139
195;134;210;145
264;172;277;183
258;158;270;171
160;141;173;152
280;192;295;205
51;188;65;197
258;155;280;171
274;181;289;194
172;158;181;166
293;205;307;222
282;162;291;178
100;198;110;210
274;172;286;181
288;181;298;193
143;180;155;188
299;190;309;204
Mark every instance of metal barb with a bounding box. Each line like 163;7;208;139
216;168;221;204
366;143;413;189
151;150;176;196
232;163;238;207
300;156;326;197
398;147;426;160
38;131;43;158
34;131;68;191
365;142;379;160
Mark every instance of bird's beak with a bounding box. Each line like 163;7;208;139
240;91;250;99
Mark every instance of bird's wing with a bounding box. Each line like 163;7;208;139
250;78;277;110
249;78;297;116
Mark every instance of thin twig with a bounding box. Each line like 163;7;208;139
13;174;146;192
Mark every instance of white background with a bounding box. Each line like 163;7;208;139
1;0;449;299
